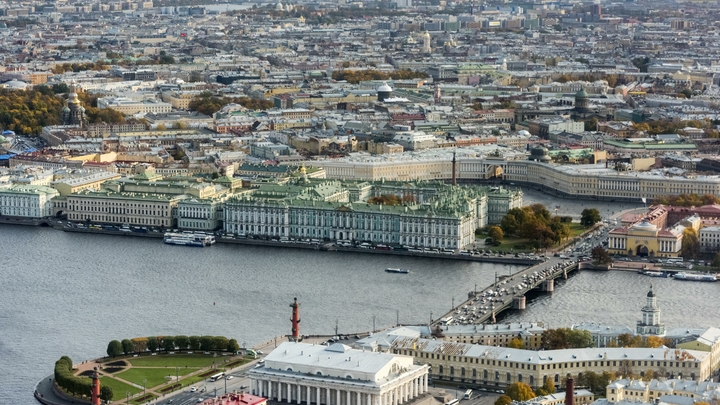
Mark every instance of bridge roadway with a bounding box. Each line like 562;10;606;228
431;256;578;327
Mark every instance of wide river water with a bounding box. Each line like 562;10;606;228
2;224;718;405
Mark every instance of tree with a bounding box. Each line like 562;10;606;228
494;395;512;405
100;385;114;401
581;208;601;227
107;340;123;357
228;339;241;352
536;377;555;395
508;338;524;349
163;336;176;351
645;335;665;348
213;336;229;351
713;252;720;267
189;336;201;350
591;246;611;264
681;228;699;259
121;339;134;355
506;382;536;401
488;226;504;243
200;336;215;351
175;335;189;350
147;336;158;352
566;329;593;348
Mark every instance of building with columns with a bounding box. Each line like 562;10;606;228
248;342;430;405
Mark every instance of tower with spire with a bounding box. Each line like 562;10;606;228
637;285;665;335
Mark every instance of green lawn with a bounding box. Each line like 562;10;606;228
99;376;142;397
476;222;592;253
127;354;221;368
116;367;180;389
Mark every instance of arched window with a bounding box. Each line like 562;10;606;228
316;371;323;376
518;374;523;383
461;368;465;376
506;373;511;382
555;374;559;383
287;368;293;372
450;366;455;375
484;370;488;379
473;369;477;378
495;371;500;380
529;376;534;386
439;365;444;375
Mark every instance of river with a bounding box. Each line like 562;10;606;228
3;222;719;405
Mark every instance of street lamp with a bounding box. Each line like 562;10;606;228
143;379;147;396
126;391;130;405
175;367;179;384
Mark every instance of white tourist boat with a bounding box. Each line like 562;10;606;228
672;272;717;282
164;232;216;247
385;268;410;274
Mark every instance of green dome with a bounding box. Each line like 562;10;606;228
576;88;589;99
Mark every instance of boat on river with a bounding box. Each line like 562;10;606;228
164;232;216;247
673;272;717;282
385;268;410;274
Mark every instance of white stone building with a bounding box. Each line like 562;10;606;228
0;185;59;218
698;226;720;252
248;342;430;405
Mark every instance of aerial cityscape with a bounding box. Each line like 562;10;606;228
1;0;720;405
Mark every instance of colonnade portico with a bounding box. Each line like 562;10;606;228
250;369;429;405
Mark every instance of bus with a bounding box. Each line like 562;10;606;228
246;349;257;357
445;399;459;405
463;390;473;400
209;372;225;382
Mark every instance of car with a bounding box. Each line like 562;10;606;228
257;350;263;355
190;387;198;392
197;399;204;403
259;359;265;364
226;375;234;380
200;388;206;393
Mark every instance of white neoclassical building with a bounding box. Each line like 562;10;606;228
0;184;59;218
248;342;429;405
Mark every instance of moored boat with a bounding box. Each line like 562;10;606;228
164;232;215;247
673;271;717;282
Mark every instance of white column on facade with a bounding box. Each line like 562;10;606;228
337;389;341;405
317;387;321;405
424;374;428;392
307;385;311;405
357;391;361;405
347;390;351;405
328;388;332;405
288;383;293;403
367;393;372;405
297;385;302;404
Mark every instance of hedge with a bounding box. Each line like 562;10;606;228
54;356;92;397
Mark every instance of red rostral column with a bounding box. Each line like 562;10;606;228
91;367;101;405
290;297;301;340
565;378;575;405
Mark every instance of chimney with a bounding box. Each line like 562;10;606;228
565;378;575;405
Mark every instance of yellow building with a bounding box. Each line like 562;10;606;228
677;328;720;372
607;220;683;258
53;172;122;196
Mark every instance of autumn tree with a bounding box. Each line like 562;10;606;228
508;338;524;349
535;377;556;396
488;226;504;243
681;228;699;259
591;246;611;264
506;382;536;401
645;335;665;348
494;395;512;405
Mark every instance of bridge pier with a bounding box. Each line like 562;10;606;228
541;279;554;292
512;296;526;310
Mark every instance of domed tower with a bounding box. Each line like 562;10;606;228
422;30;431;53
575;88;590;112
377;82;393;102
637;285;665;335
62;83;87;127
528;146;551;163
